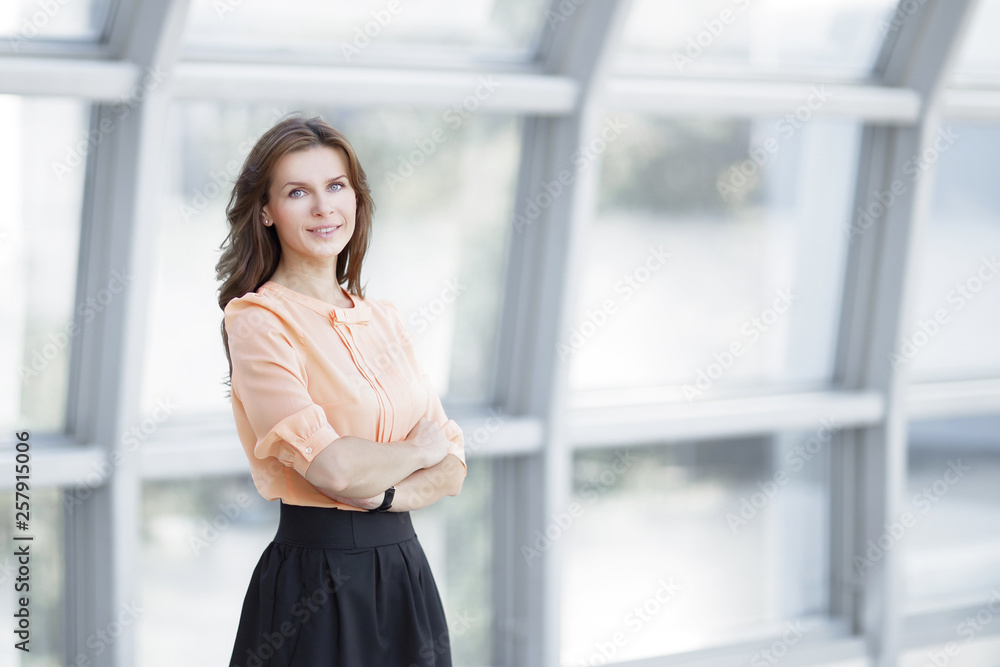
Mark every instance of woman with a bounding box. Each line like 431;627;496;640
216;114;467;667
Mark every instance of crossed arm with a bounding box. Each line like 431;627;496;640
318;453;466;512
302;422;466;512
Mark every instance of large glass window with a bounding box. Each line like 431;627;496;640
568;114;859;397
562;431;832;663
616;0;897;78
141;102;521;420
904;415;1000;612
411;459;493;667
0;97;89;436
906;122;1000;381
0;0;112;43
182;0;549;63
951;0;1000;84
138;475;281;667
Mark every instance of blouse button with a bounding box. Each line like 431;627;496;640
305;447;313;454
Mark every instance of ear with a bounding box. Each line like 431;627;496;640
261;204;272;224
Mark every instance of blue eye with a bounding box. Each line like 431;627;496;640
330;182;344;192
289;188;305;198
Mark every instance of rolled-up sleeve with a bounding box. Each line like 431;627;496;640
225;297;341;477
385;301;467;474
421;372;467;472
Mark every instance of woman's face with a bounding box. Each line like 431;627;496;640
262;145;357;270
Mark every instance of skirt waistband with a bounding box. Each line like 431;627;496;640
274;500;415;549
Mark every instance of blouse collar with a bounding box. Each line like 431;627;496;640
261;280;372;325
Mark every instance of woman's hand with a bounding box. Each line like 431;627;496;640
388;453;466;512
320;489;386;511
404;418;451;468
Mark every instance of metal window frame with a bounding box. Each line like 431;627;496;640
59;1;191;665
488;3;634;665
830;2;982;667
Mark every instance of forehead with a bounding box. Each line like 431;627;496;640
272;145;349;184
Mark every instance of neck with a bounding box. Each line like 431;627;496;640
270;257;345;304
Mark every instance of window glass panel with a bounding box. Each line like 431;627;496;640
139;463;491;666
617;0;896;77
0;97;88;434
904;415;1000;612
951;0;1000;82
141;103;520;419
183;0;549;62
0;0;112;42
411;459;493;666
0;488;64;665
901;637;1000;667
569;114;859;397
907;123;1000;381
139;476;280;666
562;431;831;662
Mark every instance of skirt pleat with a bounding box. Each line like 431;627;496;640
229;501;452;667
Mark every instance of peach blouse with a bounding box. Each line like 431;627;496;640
224;280;466;509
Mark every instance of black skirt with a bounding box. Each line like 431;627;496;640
229;500;452;667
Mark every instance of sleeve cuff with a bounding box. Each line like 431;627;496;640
442;418;467;472
252;404;340;476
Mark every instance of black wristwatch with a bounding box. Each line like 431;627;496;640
369;486;395;513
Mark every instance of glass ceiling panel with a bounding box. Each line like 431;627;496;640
951;0;1000;83
0;0;112;43
617;0;897;78
182;0;549;63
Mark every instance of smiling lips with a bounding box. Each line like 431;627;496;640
308;224;342;237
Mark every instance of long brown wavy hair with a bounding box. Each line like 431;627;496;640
215;114;374;392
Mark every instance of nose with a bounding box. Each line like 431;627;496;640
312;190;337;217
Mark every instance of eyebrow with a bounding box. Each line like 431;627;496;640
282;175;347;189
